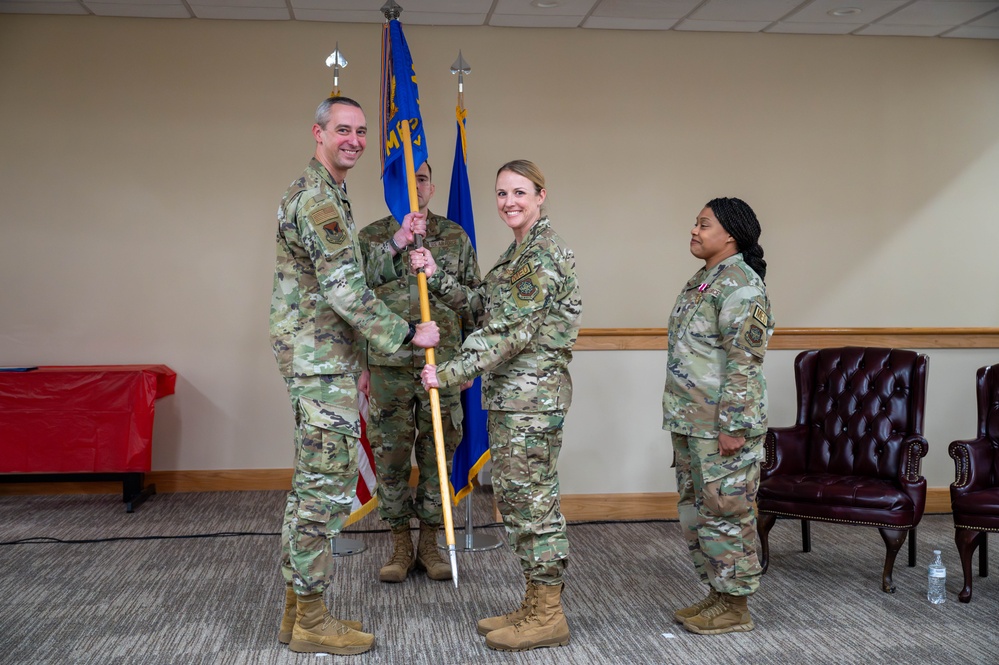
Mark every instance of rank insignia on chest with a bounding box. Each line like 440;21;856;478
745;324;764;347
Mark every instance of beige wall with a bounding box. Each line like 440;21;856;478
1;16;998;490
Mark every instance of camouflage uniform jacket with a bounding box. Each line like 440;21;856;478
358;212;480;368
270;157;409;379
662;253;774;438
428;217;582;412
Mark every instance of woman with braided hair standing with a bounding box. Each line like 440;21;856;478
662;197;774;635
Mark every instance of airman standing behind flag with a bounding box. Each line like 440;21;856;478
270;95;439;656
358;160;480;583
662;197;774;636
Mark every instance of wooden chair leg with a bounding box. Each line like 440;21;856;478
907;527;916;567
878;527;906;593
801;519;811;553
758;512;777;573
955;527;981;603
980;532;988;578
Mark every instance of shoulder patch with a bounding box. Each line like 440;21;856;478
308;205;348;251
510;263;534;284
752;302;768;326
512;274;541;306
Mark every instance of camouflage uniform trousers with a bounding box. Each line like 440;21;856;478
367;365;462;529
672;432;764;597
280;375;361;596
489;410;569;585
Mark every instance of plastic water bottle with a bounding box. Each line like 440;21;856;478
927;549;946;604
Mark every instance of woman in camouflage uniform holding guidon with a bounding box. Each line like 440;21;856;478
411;160;581;652
663;197;774;636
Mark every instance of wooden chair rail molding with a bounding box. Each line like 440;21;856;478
0;472;954;519
575;327;999;351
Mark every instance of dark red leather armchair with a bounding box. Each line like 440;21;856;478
949;364;999;603
757;347;929;593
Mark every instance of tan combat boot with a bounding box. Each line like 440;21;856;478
682;593;755;635
279;585;361;644
379;527;414;583
477;574;534;636
415;523;452;581
673;587;721;624
485;582;570;651
288;593;375;655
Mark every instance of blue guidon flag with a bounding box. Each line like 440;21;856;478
447;105;490;505
380;19;428;222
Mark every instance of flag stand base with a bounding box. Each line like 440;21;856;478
330;537;366;557
438;489;502;552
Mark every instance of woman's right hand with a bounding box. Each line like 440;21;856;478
409;247;437;278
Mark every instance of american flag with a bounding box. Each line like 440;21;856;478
344;392;378;526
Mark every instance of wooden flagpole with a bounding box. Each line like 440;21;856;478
400;119;459;588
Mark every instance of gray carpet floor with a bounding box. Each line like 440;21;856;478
1;489;997;664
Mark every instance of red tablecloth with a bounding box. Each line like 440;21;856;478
0;365;176;474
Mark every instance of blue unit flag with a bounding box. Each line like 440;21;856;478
448;106;490;504
379;19;428;222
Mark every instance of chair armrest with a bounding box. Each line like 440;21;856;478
949;437;995;495
898;434;929;524
761;425;809;479
898;435;928;484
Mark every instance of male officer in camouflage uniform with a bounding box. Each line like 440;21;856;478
357;161;480;583
270;96;439;656
662;197;773;635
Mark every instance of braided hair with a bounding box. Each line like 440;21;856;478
705;197;767;282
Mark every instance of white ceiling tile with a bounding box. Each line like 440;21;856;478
583;15;682;29
84;0;180;4
407;0;492;13
766;20;861;33
293;9;382;23
855;23;946;35
590;0;699;20
0;1;87;14
874;1;999;26
403;12;487;26
493;0;597;17
490;13;586;27
675;18;774;31
291;0;375;9
85;3;189;16
966;8;999;26
690;0;805;22
192;0;284;7
190;5;289;19
944;24;999;37
782;0;908;23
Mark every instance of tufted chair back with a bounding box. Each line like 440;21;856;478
977;366;999;482
800;347;926;481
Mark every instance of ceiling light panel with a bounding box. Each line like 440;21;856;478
782;0;907;23
493;0;597;17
